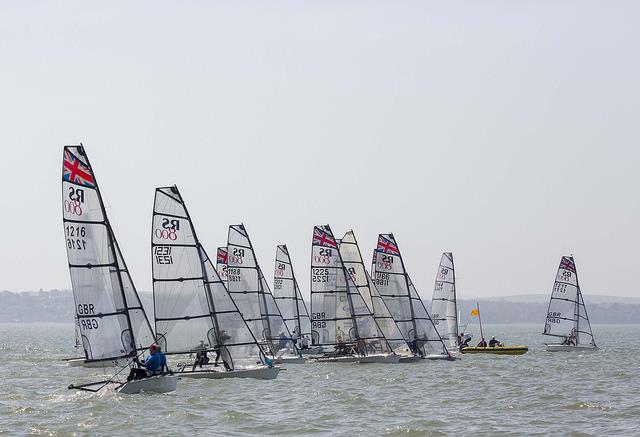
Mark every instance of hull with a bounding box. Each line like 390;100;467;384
313;353;400;364
117;375;178;394
461;346;528;355
178;366;280;380
312;355;362;363
300;346;323;355
545;344;598;352
65;357;128;368
357;354;400;364
274;356;306;364
398;354;422;363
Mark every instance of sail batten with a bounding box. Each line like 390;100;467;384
62;145;155;362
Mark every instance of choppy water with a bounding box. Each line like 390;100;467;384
1;323;638;436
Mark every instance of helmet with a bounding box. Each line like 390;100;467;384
149;343;158;352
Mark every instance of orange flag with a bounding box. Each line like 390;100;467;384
471;308;479;316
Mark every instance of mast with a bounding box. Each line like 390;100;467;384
451;253;459;341
476;300;484;342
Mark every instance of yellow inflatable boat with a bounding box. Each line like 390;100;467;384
461;345;528;355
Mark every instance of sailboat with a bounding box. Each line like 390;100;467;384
227;224;304;364
430;252;460;351
152;186;279;379
543;256;597;352
371;234;454;361
338;231;411;359
63;145;176;394
273;245;320;355
310;225;399;363
461;302;528;355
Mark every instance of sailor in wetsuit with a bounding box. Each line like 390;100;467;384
488;336;502;347
192;341;210;370
477;338;488;347
142;343;166;376
128;343;166;380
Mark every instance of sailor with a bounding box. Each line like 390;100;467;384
300;335;310;350
477;338;487;347
561;334;576;346
140;343;166;376
192;340;210;370
460;334;470;349
263;354;274;368
276;332;288;350
488;336;502;347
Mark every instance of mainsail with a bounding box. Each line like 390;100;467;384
430;252;459;349
152;186;266;368
338;231;407;353
273;245;312;341
227;224;297;356
62;145;154;363
371;234;449;357
216;247;228;283
310;225;392;354
543;256;596;347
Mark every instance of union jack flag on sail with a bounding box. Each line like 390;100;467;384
377;235;399;255
313;226;337;248
217;247;228;264
63;149;95;188
560;256;576;273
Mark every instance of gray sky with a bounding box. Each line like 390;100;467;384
1;1;639;300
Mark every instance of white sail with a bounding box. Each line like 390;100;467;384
339;231;407;353
543;256;596;347
62;145;154;363
310;225;392;354
371;234;450;357
273;245;312;341
152;186;266;368
216;247;228;284
227;224;297;356
430;252;459;349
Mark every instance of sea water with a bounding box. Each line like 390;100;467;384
0;323;638;436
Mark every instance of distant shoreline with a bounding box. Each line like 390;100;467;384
3;289;640;324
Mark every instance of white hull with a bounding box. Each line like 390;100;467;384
357;354;400;364
545;344;598;352
274;356;306;364
398;354;422;363
117;375;178;394
65;357;128;368
312;355;361;363
313;353;399;364
179;366;280;380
